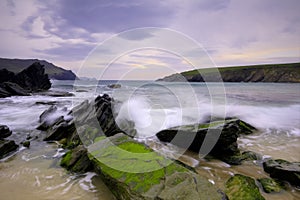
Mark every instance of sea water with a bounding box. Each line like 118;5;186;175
0;80;299;199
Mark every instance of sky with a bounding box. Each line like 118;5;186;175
0;0;299;79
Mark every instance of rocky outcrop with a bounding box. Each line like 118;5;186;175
263;159;300;187
0;58;77;80
89;133;224;200
156;118;257;165
0;62;51;98
72;94;122;138
225;174;265;200
37;94;226;199
12;62;51;91
158;62;300;83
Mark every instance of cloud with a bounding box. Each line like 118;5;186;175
45;0;175;33
34;42;95;61
0;0;299;79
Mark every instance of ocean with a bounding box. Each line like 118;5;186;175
0;80;299;199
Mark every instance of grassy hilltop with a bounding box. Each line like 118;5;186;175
158;63;300;83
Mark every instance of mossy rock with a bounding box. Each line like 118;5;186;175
88;133;223;200
60;145;93;173
263;159;300;187
258;178;282;193
156;118;257;165
225;174;265;200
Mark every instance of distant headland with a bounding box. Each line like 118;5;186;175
157;62;300;83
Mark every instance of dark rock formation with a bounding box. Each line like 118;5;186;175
0;62;51;98
158;62;300;83
225;174;265;200
0;125;12;139
13;62;51;91
72;94;122;137
0;139;18;159
0;82;29;97
263;159;300;187
0;58;77;80
39;94;122;147
156;119;257;165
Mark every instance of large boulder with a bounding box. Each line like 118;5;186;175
263;159;300;187
225;174;265;200
0;125;12;139
88;133;224;200
156;119;256;164
0;139;18;159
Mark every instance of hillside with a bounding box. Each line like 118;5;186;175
157;63;300;83
0;58;77;80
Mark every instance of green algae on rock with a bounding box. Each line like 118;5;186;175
258;178;282;193
88;133;224;200
60;145;93;173
225;174;265;200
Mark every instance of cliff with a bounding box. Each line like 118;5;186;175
0;58;78;80
157;63;300;83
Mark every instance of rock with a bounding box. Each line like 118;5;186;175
34;90;74;97
258;178;282;193
0;125;12;139
156;119;257;165
0;62;51;98
75;89;88;92
88;133;223;200
0;69;15;83
13;62;51;91
0;82;30;97
43;121;76;141
22;140;30;148
225;174;265;200
0;139;18;159
39;105;58;123
35;101;58;105
72;94;122;137
37;105;73;132
60;145;93;173
263;159;300;187
107;83;121;89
